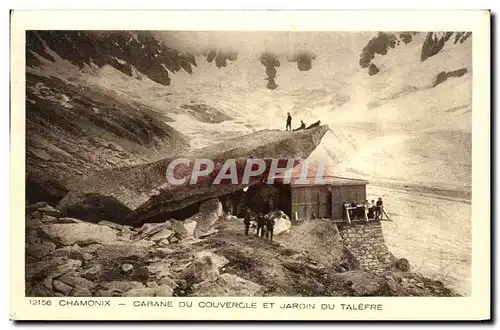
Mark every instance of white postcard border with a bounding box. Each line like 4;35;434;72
9;9;491;321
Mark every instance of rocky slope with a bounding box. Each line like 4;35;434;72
26;72;188;205
27;31;316;90
26;200;458;297
27;31;199;86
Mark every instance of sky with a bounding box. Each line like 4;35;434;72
154;31;376;57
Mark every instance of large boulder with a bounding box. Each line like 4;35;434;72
26;241;57;259
36;223;119;246
147;262;171;280
57;126;330;225
132;222;170;241
191;274;263;297
332;271;386;296
26;258;82;281
37;205;62;217
171;220;189;239
270;211;291;236
148;228;175;242
57;276;96;291
122;284;174;297
183;220;197;238
122;288;157;297
98;220;124;231
393;258;411;272
100;281;145;294
94;243;149;261
197;199;223;229
52;279;74;295
52;244;94;262
176;198;222;237
182;253;221;285
194;251;229;270
200;199;223;217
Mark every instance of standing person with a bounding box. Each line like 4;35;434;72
286;112;292;131
374;201;379;220
350;201;357;220
341;202;347;220
256;212;266;237
376;197;384;220
356;201;365;220
265;214;275;242
243;208;252;236
363;200;370;222
366;200;374;219
375;197;384;220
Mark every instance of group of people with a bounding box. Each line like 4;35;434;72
243;208;276;242
342;197;386;221
285;113;321;132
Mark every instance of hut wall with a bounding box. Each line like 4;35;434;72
331;184;367;219
291;185;331;220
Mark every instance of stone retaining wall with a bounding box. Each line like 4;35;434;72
337;221;393;271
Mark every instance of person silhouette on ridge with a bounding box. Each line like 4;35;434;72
286;112;292;131
293;120;306;131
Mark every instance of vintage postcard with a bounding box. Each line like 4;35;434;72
10;10;490;321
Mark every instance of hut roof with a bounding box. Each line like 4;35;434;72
272;161;369;186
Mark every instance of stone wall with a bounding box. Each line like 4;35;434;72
337;221;393;272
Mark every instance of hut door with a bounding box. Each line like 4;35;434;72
331;186;342;218
305;187;314;219
291;188;305;221
318;188;330;218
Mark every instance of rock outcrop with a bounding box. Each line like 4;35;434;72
26;31;198;86
359;31;471;75
359;32;400;69
258;50;317;88
57;125;330;225
260;52;280;90
204;49;238;68
368;63;379;76
432;68;468;87
179;103;232;123
421;32;471;62
287;52;316;72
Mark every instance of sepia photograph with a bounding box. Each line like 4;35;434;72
10;9;490;321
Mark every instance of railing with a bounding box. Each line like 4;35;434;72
293;207;393;223
340;206;392;224
345;206;367;224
